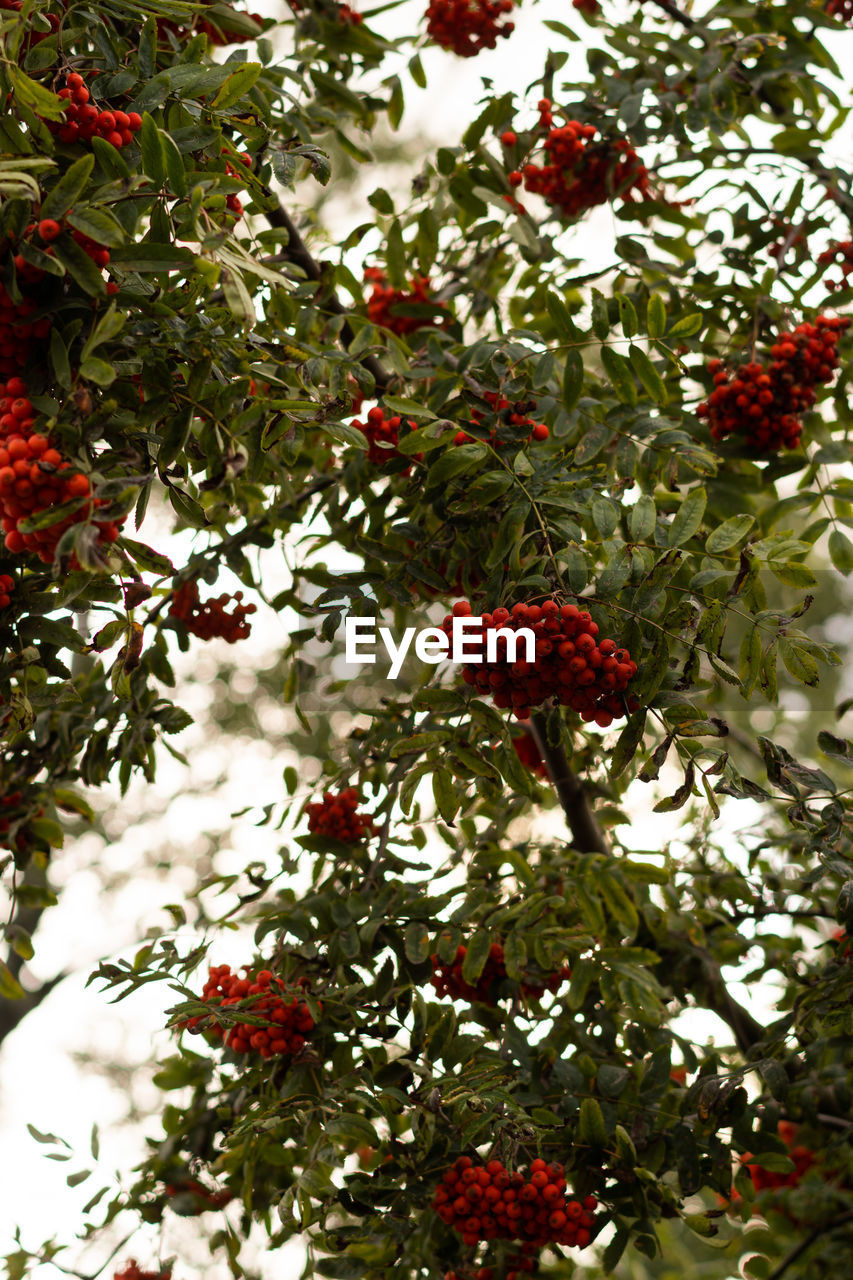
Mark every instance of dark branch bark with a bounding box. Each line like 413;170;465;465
0;970;66;1045
528;713;609;854
264;200;392;393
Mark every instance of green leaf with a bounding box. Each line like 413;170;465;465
432;767;459;823
212;62;262;109
460;932;492;984
9;66;65;120
629;494;656;542
779;639;819;686
667;313;703;337
574;422;612;465
40;154;95;221
666;486;707;547
577;1097;607;1146
829;528;853;574
0;960;25;1000
647;294;667;339
562;348;584;412
66;207;125;247
138;115;166;184
503;932;527;981
628;344;667;403
705;514;755;554
428;444;487;486
79;357;116;386
610;710;647;778
601;345;637;405
404;922;430;965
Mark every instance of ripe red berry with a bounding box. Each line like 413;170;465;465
37;219;62;242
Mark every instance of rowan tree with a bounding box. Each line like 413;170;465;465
1;1;853;1279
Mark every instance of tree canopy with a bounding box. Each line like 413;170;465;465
1;1;853;1279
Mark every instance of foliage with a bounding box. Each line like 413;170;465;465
1;1;853;1279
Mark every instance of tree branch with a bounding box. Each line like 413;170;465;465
264;199;393;393
766;1210;853;1280
528;713;609;854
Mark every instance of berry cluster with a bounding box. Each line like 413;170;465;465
818;239;853;290
49;73;142;149
455;391;549;447
511;730;548;778
425;0;515;57
572;0;600;12
430;942;570;1006
169;580;257;643
434;1157;599;1249
0;377;121;562
445;1248;538;1280
305;787;376;842
364;267;448;335
826;0;853;21
183;964;318;1059
0;573;13;609
1;216;114;379
288;0;364;20
163;1177;234;1211
353;406;420;467
0;0;60;47
114;1264;172;1280
697;314;850;450
222;149;252;221
741;1122;816;1193
441;599;638;725
0;790;44;852
508;101;651;219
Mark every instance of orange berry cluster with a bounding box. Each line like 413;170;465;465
434;1157;599;1249
454;392;549;446
288;0;364;20
305;787;376;842
508;101;650;218
364;267;448;335
742;1122;816;1193
425;0;515;57
184;964;319;1059
826;0;853;20
441;599;638;725
1;216;114;378
353;406;420;467
114;1264;172;1280
169;580;257;643
697;314;850;450
0;377;121;562
817;239;853;290
0;573;13;609
50;72;142;148
511;730;548;778
222;149;252;221
163;1177;234;1210
445;1246;538;1280
0;790;43;852
0;0;59;44
0;239;53;377
430;942;570;1006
